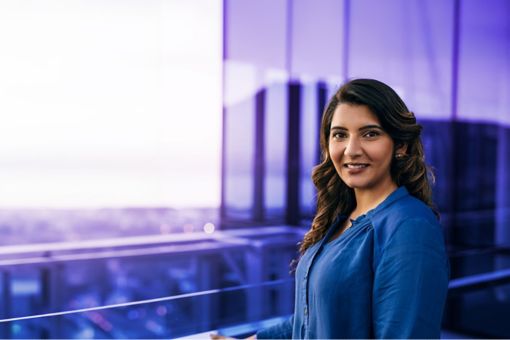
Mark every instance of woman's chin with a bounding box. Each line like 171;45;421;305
341;180;368;190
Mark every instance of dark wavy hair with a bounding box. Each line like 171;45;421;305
298;78;438;255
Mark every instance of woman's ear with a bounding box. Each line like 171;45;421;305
395;143;408;158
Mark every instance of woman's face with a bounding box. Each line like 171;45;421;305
328;103;397;194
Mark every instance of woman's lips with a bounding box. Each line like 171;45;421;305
344;163;369;174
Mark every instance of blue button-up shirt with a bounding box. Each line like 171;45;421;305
257;186;449;339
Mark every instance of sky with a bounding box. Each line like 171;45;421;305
0;0;222;208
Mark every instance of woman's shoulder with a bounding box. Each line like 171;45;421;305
392;193;438;222
369;191;443;250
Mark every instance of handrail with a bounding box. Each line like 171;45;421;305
0;225;302;257
448;268;510;293
3;269;508;323
0;242;244;267
0;278;294;323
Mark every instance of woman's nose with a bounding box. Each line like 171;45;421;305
344;137;362;157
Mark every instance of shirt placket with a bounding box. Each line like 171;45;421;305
302;262;310;337
303;243;324;337
301;216;344;338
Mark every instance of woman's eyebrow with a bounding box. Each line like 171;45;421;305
359;124;383;131
330;124;383;131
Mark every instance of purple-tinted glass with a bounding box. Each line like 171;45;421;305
349;0;455;119
457;0;510;124
290;0;345;79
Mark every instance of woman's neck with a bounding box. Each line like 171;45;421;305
351;182;398;218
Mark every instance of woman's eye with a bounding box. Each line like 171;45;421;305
332;132;347;139
364;130;380;138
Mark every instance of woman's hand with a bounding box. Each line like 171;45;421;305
209;334;233;340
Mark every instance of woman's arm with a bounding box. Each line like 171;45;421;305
372;217;449;339
210;315;293;340
256;314;294;339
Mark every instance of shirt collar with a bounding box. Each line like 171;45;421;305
365;185;409;219
322;186;409;244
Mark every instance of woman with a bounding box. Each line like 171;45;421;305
217;78;450;339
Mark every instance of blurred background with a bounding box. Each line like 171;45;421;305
0;0;509;338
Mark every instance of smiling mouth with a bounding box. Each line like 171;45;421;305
344;163;369;169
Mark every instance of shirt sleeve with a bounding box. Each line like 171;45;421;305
372;217;449;339
255;314;293;339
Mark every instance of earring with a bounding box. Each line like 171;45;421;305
395;153;405;159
